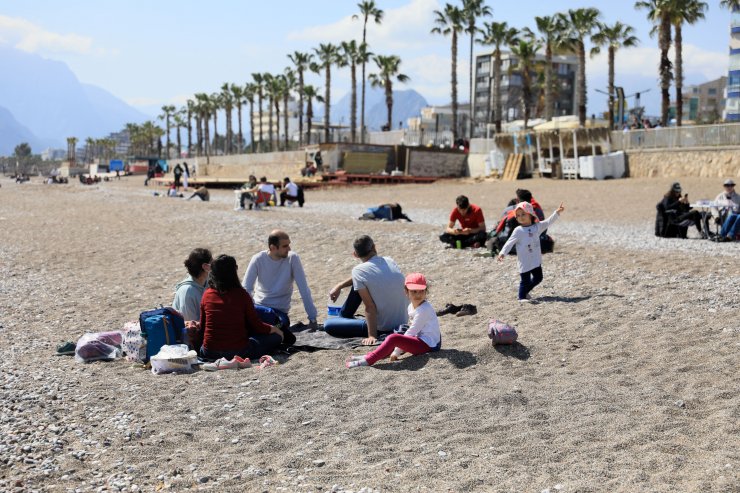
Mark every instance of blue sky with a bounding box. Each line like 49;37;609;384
0;0;735;117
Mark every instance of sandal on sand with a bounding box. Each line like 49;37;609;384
257;355;278;369
55;341;76;356
202;357;240;371
233;356;252;369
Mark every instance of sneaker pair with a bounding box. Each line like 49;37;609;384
435;303;462;316
202;356;251;371
455;304;477;317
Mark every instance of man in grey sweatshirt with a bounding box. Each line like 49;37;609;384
242;230;318;330
172;248;212;321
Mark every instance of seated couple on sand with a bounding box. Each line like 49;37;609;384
172;230;318;361
236;176;303;210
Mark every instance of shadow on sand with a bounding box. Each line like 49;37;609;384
373;348;477;371
536;293;624;304
494;341;531;360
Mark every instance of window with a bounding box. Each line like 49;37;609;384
707;88;717;95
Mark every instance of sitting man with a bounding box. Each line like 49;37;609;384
235;174;258;210
186;186;210;201
242;230;318;332
280;176;304;207
716;179;740;241
324;235;408;345
439;195;487;248
172;248;213;322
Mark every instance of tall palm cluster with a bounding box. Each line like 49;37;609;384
142;1;409;159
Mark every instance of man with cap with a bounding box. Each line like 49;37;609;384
715;179;740;241
325;235;408;345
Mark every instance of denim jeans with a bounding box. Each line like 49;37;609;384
519;266;543;300
200;332;282;361
323;287;376;338
720;213;739;239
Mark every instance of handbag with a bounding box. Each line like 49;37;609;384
487;319;518;345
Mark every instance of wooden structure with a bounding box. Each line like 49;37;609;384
501;154;524;181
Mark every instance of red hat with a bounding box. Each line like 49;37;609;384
404;273;428;290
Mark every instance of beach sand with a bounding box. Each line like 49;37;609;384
0;175;738;492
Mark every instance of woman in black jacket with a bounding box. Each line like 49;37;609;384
656;182;704;238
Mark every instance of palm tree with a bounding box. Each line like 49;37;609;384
353;1;384;143
462;0;492;137
534;15;567;122
282;69;296;150
636;0;673;126
559;8;602;126
341;40;371;142
186;99;195;157
510;38;543;129
159;105;176;158
210;92;222;154
432;3;466;140
479;21;519;133
591;22;639;129
173;109;186;158
313;43;341;142
303;85;324;145
195;93;212;158
288;51;313;146
251;72;266;152
220;83;234;154
66;137;78;164
263;73;277;151
667;0;708;126
368;55;410;132
245;83;257;153
720;0;740;8
230;83;246;153
84;137;94;163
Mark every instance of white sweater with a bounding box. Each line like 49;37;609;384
501;211;560;273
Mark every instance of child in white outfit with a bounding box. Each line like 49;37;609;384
346;273;441;368
497;201;565;302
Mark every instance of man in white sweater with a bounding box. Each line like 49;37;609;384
242;230;318;330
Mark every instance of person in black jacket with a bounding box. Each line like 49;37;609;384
656;182;705;238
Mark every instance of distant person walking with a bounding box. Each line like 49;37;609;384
182;163;190;191
173;163;183;190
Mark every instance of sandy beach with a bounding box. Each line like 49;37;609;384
0;175;738;493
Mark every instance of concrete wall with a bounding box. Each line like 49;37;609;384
625;148;740;179
193;151;306;180
407;148;467;177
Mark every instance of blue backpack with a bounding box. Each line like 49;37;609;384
138;307;185;363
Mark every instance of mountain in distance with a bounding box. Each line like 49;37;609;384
0;105;57;156
326;86;428;131
0;47;149;152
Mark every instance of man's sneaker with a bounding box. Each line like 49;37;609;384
202;357;240;371
455;304;478;317
436;303;462;316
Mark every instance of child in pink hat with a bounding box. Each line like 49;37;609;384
497;201;565;302
346;273;441;368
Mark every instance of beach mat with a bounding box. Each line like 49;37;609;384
286;323;382;352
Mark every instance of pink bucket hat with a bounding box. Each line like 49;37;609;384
404;273;428;290
515;201;539;221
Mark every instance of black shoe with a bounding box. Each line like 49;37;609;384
456;304;478;317
435;303;461;316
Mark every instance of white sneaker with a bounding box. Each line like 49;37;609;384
518;298;532;304
234;206;244;211
202;357;240;371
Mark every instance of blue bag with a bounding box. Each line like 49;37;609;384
138;307;185;363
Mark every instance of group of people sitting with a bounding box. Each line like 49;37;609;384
171;231;441;368
235;176;304;210
655;179;739;241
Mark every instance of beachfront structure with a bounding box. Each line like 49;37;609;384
251;97;301;147
407;103;471;137
670;76;727;124
472;51;578;137
725;6;740;121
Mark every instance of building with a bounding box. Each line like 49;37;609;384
40;148;67;161
407;103;471;134
472;51;577;136
671;76;727;123
725;6;740;121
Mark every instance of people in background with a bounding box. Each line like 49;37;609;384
439;195;487;248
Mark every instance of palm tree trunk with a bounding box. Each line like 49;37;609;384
213;113;219;154
237;103;243;153
385;80;393;131
544;43;553;121
298;70;304;147
675;23;683;126
307;100;313;145
268;98;274;151
659;15;672;127
494;51;502;133
196;117;202;157
350;62;357;143
274;99;281;151
204;115;211;159
165;117;171;159
451;32;459;141
258;91;264;152
226;108;232;154
577;41;587;126
176;126;182;159
187;110;192;157
324;67;331;143
608;46;615;130
361;23;368;144
249;101;255;153
469;31;475;138
283;94;289;150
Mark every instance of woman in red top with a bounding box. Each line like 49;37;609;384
193;254;283;361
